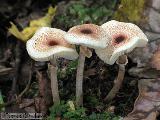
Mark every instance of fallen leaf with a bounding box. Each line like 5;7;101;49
8;22;25;40
128;67;160;79
150;48;160;70
8;6;57;42
124;78;160;120
19;99;34;109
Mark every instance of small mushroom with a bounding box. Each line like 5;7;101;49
65;24;109;106
95;20;148;102
26;27;78;104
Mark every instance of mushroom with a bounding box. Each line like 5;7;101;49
26;27;78;104
95;20;148;102
64;24;109;106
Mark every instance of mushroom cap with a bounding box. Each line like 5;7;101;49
26;27;78;61
95;20;148;65
64;24;110;49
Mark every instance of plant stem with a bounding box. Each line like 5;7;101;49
49;58;60;104
76;47;85;107
104;55;128;102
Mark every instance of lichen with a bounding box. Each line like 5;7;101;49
113;0;145;23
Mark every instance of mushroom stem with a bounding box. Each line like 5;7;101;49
49;58;60;104
76;46;85;107
104;55;128;102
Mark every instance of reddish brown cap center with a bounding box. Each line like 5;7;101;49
112;35;127;46
114;35;125;44
80;28;93;34
47;40;59;46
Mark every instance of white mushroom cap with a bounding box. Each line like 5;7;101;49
26;27;78;61
64;24;110;49
95;20;148;65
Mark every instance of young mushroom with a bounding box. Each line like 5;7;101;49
64;24;109;106
95;20;148;102
26;27;78;104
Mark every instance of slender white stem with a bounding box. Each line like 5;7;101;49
49;58;60;104
104;56;128;102
104;64;125;102
76;47;85;107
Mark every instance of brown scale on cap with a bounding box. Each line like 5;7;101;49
68;24;102;40
47;40;59;46
112;34;128;47
80;28;93;34
95;20;148;65
27;27;79;61
33;31;72;52
102;20;147;49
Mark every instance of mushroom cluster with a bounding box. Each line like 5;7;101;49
26;20;148;106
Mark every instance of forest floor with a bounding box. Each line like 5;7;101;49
0;0;160;120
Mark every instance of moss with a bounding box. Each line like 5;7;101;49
113;0;145;23
54;0;117;29
48;101;121;120
0;91;5;111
